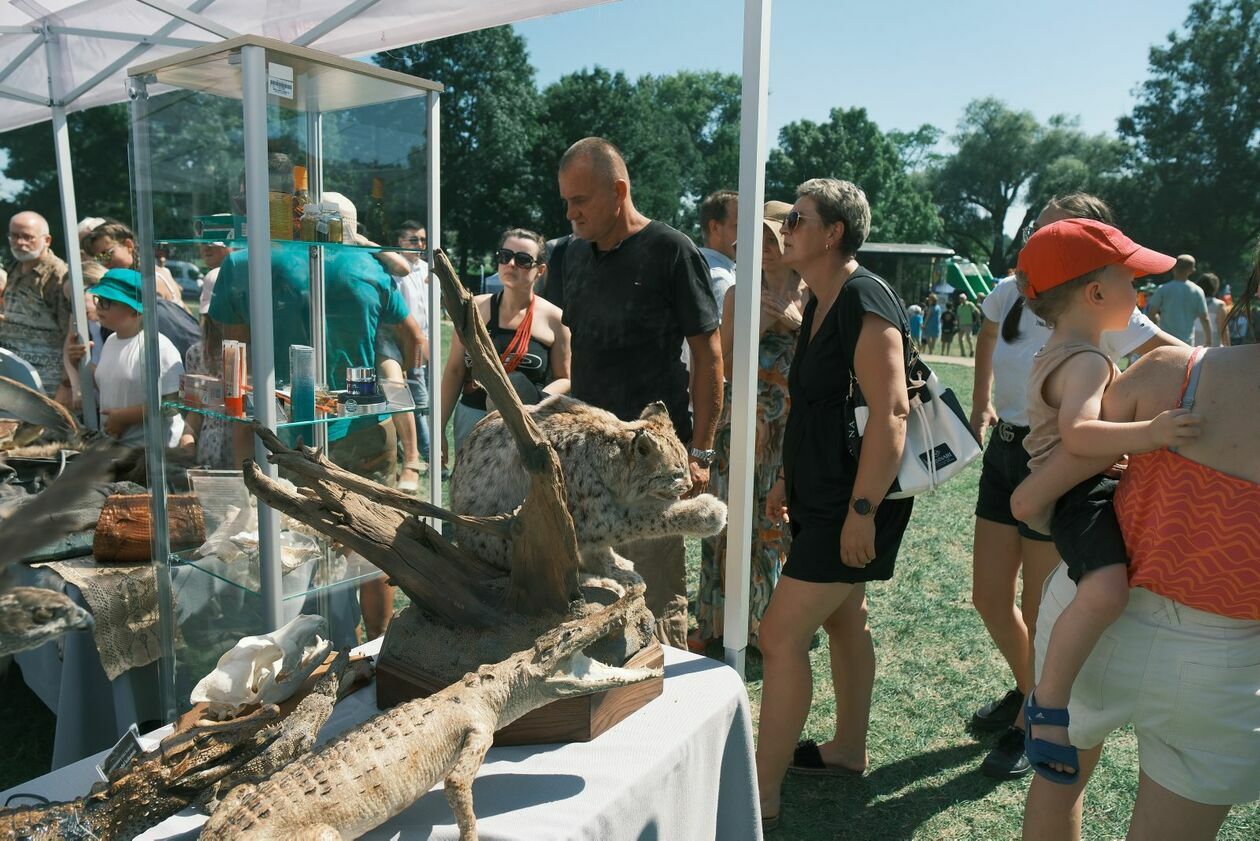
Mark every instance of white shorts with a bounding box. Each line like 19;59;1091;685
1036;563;1260;806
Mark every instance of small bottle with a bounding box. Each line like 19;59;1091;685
292;166;310;239
320;201;344;244
299;203;319;241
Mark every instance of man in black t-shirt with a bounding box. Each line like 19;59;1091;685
554;137;723;649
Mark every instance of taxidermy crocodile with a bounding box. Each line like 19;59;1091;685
202;591;662;841
0;651;353;840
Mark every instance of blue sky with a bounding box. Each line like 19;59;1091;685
517;0;1192;147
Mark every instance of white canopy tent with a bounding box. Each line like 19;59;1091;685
0;0;772;677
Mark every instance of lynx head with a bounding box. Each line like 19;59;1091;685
618;402;689;500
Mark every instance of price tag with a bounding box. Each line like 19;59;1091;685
95;724;143;781
268;62;294;99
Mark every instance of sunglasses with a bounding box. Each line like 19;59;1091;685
1021;221;1039;245
93;295;113;311
782;210;820;234
94;246;117;265
494;248;541;269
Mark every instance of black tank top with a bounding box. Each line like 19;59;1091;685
460;293;551;411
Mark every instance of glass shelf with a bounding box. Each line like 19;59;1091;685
156;237;425;254
173;549;383;600
166;399;418;429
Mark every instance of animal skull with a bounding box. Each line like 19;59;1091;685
190;614;331;719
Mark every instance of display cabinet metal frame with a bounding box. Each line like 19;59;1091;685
127;35;443;719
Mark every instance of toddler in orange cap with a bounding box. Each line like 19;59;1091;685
1007;219;1201;784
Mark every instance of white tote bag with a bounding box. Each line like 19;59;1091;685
845;272;983;499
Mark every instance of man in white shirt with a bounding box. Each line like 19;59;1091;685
1146;253;1210;344
394;221;432;465
697;190;737;312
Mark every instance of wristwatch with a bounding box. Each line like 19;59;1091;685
852;498;877;516
688;446;716;468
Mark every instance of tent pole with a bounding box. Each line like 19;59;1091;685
425;90;442;520
241;44;284;632
45;31;97;429
724;0;772;679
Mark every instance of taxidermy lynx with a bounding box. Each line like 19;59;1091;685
451;395;727;584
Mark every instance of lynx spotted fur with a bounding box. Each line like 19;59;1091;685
451;396;727;583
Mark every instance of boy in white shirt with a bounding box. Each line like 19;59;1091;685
92;268;185;447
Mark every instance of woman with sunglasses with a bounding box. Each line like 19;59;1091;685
439;228;571;458
87;220;187;311
755;179;914;832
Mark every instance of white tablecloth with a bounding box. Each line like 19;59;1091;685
2;643;762;841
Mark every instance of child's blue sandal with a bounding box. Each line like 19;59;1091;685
1024;693;1080;784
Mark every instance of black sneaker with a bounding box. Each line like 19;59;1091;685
970;688;1024;733
981;726;1033;779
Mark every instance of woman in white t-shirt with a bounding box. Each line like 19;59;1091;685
965;194;1180;780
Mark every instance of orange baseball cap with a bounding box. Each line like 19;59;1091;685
1017;218;1175;299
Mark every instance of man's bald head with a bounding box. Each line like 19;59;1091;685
10;211;49;237
1174;254;1196;279
559;137;629;187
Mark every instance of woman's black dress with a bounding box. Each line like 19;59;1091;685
780;270;915;584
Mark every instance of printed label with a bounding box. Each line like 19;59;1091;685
268;62;294;99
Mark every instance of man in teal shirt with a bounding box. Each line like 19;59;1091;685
1147;254;1210;344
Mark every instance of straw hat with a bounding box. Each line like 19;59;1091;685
762;200;792;253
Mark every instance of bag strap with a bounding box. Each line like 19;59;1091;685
843;268;924;403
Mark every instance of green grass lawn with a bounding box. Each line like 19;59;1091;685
2;356;1257;840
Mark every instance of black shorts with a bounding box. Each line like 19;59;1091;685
1051;475;1128;583
782;497;914;584
974;421;1053;542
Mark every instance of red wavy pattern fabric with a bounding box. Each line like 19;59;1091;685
1115;449;1260;620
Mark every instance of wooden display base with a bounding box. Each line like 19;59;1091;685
374;638;664;746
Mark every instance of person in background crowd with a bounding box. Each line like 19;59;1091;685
1227;266;1258;345
966;192;1180;781
1191;272;1230;347
198;242;231;316
90;269;184;447
698;189;738;311
922;292;942;353
957;292;980;356
553;136;722;650
694;200;806;653
441;228;570;456
88;220;187;311
1;211;71;396
55;217;108;411
1146;253;1209;344
908;303;923;344
1021;252;1260;838
392;221;434;480
756;179;913;832
941;300;958;356
375;224;429;493
178;316;233;469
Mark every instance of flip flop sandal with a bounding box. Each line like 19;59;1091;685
1024;693;1080;784
788;739;866;777
761;812;780;832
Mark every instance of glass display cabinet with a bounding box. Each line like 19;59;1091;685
126;36;442;718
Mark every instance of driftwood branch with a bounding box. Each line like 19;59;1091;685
254;426;514;540
432;249;582;614
243;458;501;628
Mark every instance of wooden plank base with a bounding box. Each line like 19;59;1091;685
375;639;664;746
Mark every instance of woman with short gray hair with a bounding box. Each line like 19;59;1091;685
755;178;914;832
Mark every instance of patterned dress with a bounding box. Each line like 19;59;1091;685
184;342;234;469
697;327;796;647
